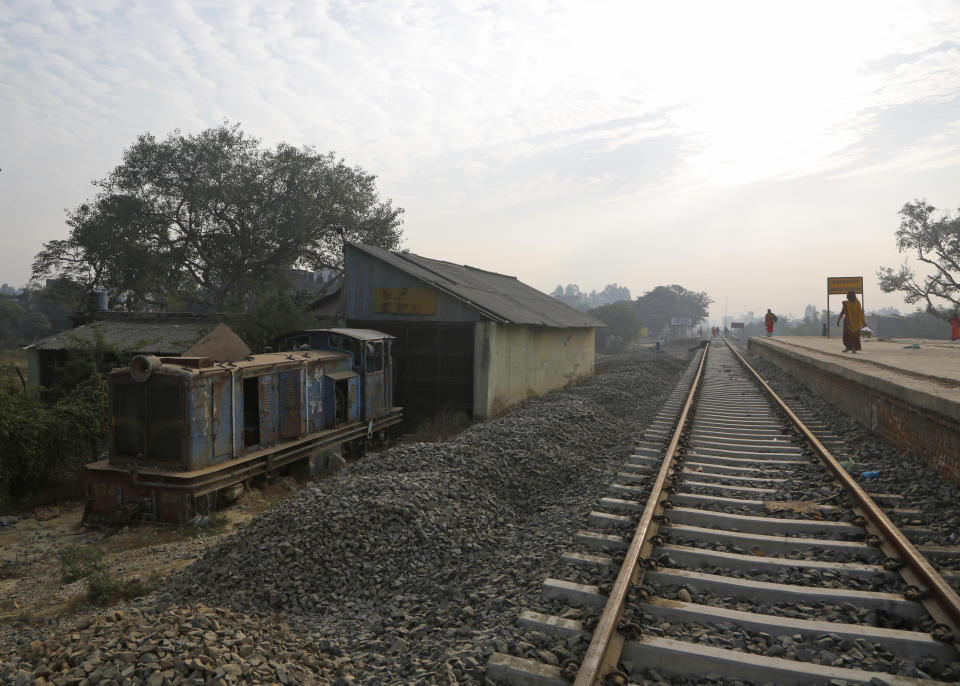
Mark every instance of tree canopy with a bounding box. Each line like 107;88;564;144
550;283;631;311
878;199;960;316
33;123;404;311
632;285;712;335
588;301;644;352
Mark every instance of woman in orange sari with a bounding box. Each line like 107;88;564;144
836;291;865;353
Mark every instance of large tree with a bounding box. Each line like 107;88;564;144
589;301;643;352
33;122;404;310
878;199;960;316
632;285;712;335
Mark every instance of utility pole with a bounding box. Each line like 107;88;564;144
337;225;347;326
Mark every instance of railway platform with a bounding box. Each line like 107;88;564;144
747;335;960;481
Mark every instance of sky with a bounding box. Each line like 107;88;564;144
2;0;960;324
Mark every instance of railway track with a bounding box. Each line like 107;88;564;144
488;339;960;685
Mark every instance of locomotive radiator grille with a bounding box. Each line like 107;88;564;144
284;375;298;407
261;378;272;412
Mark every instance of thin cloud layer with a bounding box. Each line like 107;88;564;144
1;0;959;318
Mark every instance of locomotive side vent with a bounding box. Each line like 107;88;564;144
284;376;298;407
261;378;272;412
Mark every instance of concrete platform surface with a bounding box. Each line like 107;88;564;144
745;335;960;478
749;335;960;393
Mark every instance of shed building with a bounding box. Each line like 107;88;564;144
344;241;603;422
26;313;250;388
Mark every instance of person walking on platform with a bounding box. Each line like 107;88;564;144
951;310;960;342
764;309;778;337
836;291;865;353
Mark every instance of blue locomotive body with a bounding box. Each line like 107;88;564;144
83;328;401;524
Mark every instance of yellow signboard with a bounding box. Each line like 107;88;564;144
374;287;437;315
827;276;863;295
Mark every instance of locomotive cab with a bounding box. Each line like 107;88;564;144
276;328;396;423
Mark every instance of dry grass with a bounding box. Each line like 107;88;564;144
0;479;327;625
763;500;825;515
0;349;27;366
99;514;232;555
234;479;300;515
405;409;474;443
0;349;28;391
0;560;25;580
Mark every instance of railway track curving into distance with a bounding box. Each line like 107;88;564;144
489;339;960;685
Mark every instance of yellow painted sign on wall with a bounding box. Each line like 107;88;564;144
374;287;437;315
827;276;863;295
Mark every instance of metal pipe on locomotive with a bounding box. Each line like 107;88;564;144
83;329;402;524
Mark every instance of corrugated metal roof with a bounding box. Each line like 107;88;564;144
320;328;396;340
348;242;604;328
28;320;219;353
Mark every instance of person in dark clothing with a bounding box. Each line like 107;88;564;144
764;309;778;337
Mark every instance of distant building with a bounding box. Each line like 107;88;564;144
344;241;603;422
288;267;344;325
866;313;908;338
25;312;250;388
866;311;951;339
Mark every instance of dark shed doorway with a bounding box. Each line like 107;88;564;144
349;321;474;426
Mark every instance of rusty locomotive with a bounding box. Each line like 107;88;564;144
83;328;402;524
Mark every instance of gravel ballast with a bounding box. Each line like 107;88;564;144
1;603;340;685
741;343;960;568
7;338;959;685
165;348;688;683
0;347;688;685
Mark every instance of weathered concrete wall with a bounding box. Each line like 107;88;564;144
749;338;960;481
474;323;595;419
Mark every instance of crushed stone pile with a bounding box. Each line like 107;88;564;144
163;349;687;682
173;391;627;610
0;602;339;685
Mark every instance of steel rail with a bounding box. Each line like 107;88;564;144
574;343;710;686
722;337;960;635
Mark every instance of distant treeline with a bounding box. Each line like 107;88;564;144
0;282;78;348
563;284;713;353
550;283;632;311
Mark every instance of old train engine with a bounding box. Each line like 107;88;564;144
83;329;402;524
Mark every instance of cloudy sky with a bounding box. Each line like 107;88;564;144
2;0;959;323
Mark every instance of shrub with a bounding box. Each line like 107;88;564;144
59;545;104;583
0;361;24;392
86;568;121;604
121;577;151;599
86;568;150;605
0;373;107;501
41;328;119;404
0;388;56;496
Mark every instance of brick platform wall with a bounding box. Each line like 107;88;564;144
748;341;960;482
